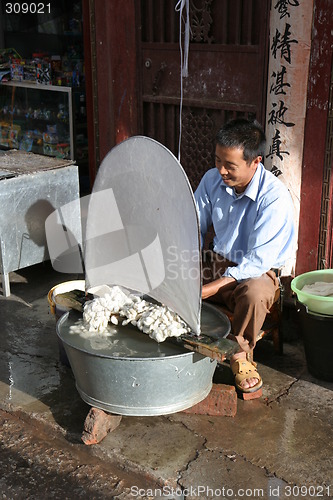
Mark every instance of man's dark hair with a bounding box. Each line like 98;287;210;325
215;118;266;163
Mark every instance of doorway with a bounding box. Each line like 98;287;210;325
135;0;270;189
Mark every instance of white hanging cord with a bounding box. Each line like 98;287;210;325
175;0;190;162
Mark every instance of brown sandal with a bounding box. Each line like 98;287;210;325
230;358;263;394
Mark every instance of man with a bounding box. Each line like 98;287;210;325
194;118;295;396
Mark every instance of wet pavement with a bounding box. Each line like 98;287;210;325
0;407;157;499
1;262;333;499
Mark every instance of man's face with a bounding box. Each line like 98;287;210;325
215;145;261;193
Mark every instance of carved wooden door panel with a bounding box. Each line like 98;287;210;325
136;0;270;190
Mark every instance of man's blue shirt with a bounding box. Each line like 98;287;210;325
194;163;296;280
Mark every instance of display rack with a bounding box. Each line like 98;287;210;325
0;81;74;160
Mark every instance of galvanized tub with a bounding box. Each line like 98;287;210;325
56;303;230;416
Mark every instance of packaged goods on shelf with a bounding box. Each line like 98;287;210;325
0;48;21;69
10;59;24;81
43;142;58;156
56;142;70;158
19;131;34;152
43;131;59;144
36;60;52;85
23;62;38;82
0;122;21;148
10;59;37;82
0;122;8;144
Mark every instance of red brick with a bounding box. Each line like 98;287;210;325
81;407;122;445
182;384;237;417
241;387;263;400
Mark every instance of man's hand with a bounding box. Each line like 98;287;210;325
202;276;236;299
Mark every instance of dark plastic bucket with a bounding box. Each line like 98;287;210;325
297;301;333;381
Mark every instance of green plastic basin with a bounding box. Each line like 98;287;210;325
291;269;333;316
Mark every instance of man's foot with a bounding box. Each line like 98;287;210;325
230;352;262;394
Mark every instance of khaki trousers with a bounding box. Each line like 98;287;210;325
202;251;280;353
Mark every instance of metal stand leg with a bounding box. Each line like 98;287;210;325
0;238;10;297
1;273;10;297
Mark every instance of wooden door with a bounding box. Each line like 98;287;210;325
136;0;270;190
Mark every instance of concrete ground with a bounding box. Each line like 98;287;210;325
1;262;332;499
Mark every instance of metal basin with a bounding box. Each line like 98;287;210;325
56;303;230;416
